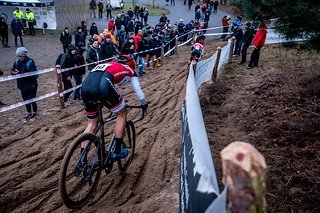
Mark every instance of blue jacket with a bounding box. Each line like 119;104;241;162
12;57;38;90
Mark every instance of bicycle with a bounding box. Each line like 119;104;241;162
0;8;8;22
59;104;145;209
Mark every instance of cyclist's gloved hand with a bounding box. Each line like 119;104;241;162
140;99;148;113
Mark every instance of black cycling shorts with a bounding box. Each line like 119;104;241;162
191;49;201;62
81;71;125;119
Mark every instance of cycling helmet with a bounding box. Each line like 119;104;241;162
196;35;205;44
118;54;135;70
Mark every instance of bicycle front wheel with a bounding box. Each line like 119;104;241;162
59;133;102;209
118;120;136;172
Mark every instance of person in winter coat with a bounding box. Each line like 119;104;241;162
11;47;38;122
127;8;134;19
86;39;101;71
89;0;97;18
143;9;149;26
98;0;104;19
102;29;117;44
90;23;99;37
220;15;229;40
247;22;267;69
137;33;149;76
71;42;86;100
121;37;135;55
240;22;255;64
116;25;126;48
146;33;159;69
75;27;86;48
139;7;145;25
81;21;88;38
0;17;9;48
108;17;115;33
106;1;112;19
134;18;143;34
11;18;24;47
59;44;77;105
100;35;120;60
134;4;140;19
188;0;193;10
231;23;243;56
60;27;72;53
115;14;123;31
126;18;135;36
134;30;143;51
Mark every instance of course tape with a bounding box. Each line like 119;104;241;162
0;67;55;83
0;91;58;113
178;37;193;47
59;84;82;97
164;46;176;56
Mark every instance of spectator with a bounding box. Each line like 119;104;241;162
220;15;229;40
194;3;200;13
89;0;97;18
137;33;149;76
177;19;186;42
103;29;117;44
247;23;267;69
116;25;126;48
106;1;112;19
134;18;143;34
98;0;104;19
0;17;9;48
204;8;211;23
126;18;135;36
13;7;24;26
194;19;200;30
86;39;101;71
134;4;140;19
188;0;193;10
159;14;168;27
139;7;145;25
146;33;159;70
121;36;135;55
231;23;243;56
60;44;77;105
195;9;201;21
127;7;134;19
11;17;24;47
143;8;149;26
11;47;38;122
115;14;123;31
134;29;143;52
90;22;99;37
231;16;242;31
75;26;86;48
60;27;72;53
166;0;169;6
240;22;255;64
100;35;119;60
171;0;175;6
81;21;88;38
108;16;115;33
25;8;35;36
73;42;86;101
213;1;219;13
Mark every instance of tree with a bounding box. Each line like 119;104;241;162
230;0;320;42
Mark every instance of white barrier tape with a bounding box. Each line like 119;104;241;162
178;37;193;47
177;31;193;40
59;84;82;97
0;67;55;83
132;46;161;56
203;32;229;36
164;46;176;56
0;91;58;113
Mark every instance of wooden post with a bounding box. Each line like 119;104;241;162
161;44;164;65
228;37;235;63
175;37;178;55
192;32;196;44
213;47;222;80
55;66;65;109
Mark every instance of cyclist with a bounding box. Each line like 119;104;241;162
81;54;148;159
188;35;205;66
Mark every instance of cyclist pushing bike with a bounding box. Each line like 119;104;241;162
81;54;148;159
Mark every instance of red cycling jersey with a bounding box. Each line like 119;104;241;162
91;62;135;84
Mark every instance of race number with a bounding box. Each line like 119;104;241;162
91;63;112;72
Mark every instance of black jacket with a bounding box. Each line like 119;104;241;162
137;38;149;57
60;31;72;46
127;10;134;18
86;45;101;70
242;27;255;45
74;31;85;47
121;40;135;55
11;20;24;35
126;20;134;32
12;57;38;90
232;27;243;41
0;20;8;36
115;17;123;30
89;25;98;37
100;41;120;60
60;51;76;79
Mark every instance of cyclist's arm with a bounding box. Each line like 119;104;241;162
130;76;146;104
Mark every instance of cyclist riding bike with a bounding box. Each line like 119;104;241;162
81;54;148;159
188;35;205;66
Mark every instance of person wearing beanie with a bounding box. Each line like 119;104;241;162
11;47;38;122
60;27;72;53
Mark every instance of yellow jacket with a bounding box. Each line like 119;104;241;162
13;10;24;20
26;11;35;22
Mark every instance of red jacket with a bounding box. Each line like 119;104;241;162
254;26;267;48
108;20;115;33
134;33;142;51
222;18;228;27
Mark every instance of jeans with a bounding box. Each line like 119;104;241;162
62;78;73;102
73;74;83;100
241;43;250;63
234;40;242;56
20;87;37;115
138;56;145;74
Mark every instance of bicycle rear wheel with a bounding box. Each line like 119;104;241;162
59;133;102;209
118;120;136;172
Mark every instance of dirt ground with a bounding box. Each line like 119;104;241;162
200;44;320;212
1;32;319;212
